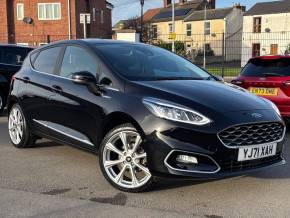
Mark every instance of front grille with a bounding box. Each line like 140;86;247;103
220;153;282;172
218;122;284;147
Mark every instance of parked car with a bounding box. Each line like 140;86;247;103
232;56;290;120
7;40;286;192
0;44;33;113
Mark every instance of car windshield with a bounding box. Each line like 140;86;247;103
241;58;290;77
95;43;211;81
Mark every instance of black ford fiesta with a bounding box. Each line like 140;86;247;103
7;39;286;192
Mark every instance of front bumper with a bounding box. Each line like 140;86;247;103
141;110;286;178
279;105;290;118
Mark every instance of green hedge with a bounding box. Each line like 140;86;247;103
152;40;186;56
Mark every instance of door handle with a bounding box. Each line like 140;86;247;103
51;85;63;93
22;76;30;83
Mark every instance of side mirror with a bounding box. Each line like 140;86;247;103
71;71;97;85
71;71;102;95
214;75;224;82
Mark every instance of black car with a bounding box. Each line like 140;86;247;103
0;44;33;113
7;39;286;192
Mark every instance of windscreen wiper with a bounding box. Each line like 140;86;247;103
154;77;205;81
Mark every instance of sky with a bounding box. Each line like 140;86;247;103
109;0;276;25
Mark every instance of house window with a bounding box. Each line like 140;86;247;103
38;3;61;20
186;23;192;36
152;25;158;39
252;43;261;57
253;17;261;33
270;44;278;55
168;23;173;33
101;10;104;24
204;21;210;35
17;3;24;20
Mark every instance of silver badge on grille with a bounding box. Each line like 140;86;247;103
251;113;263;118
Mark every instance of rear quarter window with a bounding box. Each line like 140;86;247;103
32;46;62;74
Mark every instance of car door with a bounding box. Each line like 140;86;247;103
18;45;63;133
48;44;105;150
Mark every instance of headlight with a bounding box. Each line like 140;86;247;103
262;98;280;116
142;98;211;125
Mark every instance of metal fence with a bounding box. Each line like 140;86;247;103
147;31;290;78
2;31;290;78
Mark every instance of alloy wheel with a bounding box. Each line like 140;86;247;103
102;130;152;189
8;107;24;145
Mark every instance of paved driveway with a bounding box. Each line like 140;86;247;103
0;117;289;218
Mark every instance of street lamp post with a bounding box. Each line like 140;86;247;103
172;0;175;52
67;0;71;39
203;1;208;69
140;0;144;42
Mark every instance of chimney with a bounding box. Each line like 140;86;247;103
179;0;187;5
233;3;246;12
163;0;172;7
208;0;216;9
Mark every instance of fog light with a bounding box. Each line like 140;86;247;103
176;155;198;164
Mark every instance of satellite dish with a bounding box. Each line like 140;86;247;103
265;28;271;33
23;17;33;24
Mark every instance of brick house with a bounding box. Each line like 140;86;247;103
0;0;113;46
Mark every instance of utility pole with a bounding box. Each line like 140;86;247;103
140;0;144;42
172;0;175;52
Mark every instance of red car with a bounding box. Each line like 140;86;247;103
232;55;290;120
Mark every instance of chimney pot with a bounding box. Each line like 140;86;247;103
163;0;172;7
208;0;216;9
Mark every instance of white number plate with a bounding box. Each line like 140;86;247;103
238;143;277;162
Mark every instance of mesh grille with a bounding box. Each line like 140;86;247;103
218;122;284;147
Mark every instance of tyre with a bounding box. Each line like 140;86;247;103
99;123;154;192
0;91;5;114
8;104;37;148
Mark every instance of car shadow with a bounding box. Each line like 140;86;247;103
152;178;212;192
250;149;290;179
35;140;64;148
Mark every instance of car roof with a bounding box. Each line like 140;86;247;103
0;44;34;49
249;55;290;62
40;39;142;49
82;38;135;45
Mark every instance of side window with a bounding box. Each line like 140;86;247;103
59;46;97;78
30;52;38;64
33;46;62;74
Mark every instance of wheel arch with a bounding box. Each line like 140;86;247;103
6;95;19;113
99;112;145;146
